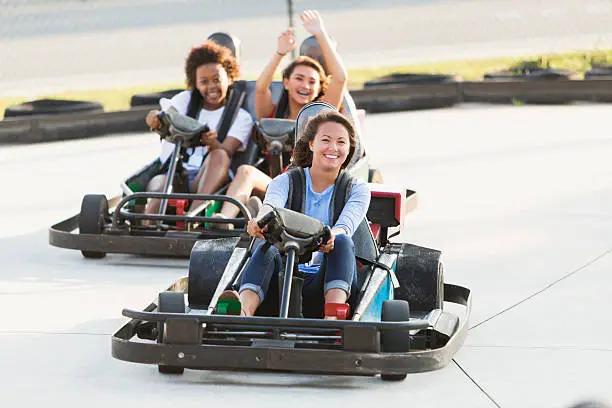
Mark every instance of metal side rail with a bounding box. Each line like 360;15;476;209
111;283;471;376
48;193;249;257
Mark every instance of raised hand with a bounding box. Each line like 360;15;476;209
301;10;325;36
277;28;296;56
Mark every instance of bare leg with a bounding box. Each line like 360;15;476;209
239;289;261;317
190;149;230;210
219;165;272;219
143;174;167;225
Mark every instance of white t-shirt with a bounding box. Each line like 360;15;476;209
158;90;253;171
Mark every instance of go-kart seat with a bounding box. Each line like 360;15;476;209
341;92;365;164
229;80;285;174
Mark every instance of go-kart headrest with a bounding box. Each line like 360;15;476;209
295;101;336;143
208;32;241;62
299;35;337;72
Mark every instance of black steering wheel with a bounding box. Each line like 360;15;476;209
256;208;331;255
156;108;210;148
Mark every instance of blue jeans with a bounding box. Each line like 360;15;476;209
239;234;358;318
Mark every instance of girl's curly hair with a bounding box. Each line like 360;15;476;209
185;40;240;89
291;110;356;170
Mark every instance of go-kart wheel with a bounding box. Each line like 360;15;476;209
157;291;186;375
368;168;383;184
380;300;410;382
78;194;108;259
188;238;240;309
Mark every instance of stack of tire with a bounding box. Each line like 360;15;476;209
465;60;579;105
129;89;184;108
355;72;461;113
3;98;103;118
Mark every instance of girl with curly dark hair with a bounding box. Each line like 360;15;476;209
219;109;370;319
143;40;253;217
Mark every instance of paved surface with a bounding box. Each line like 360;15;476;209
1;104;611;407
2;0;612;96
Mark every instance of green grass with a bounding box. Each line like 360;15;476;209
3;49;612;119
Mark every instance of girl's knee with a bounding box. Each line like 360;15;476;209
334;234;354;250
209;148;230;164
236;164;254;179
146;175;166;192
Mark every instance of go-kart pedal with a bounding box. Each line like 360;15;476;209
324;302;350;320
215;290;242;315
168;199;189;229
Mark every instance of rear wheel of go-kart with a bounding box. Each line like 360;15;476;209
380;299;411;382
157;291;186;375
393;244;444;312
78;194;109;259
368;168;383;184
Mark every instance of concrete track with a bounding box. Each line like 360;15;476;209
1;104;611;406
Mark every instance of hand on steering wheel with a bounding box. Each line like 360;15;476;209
200;129;218;146
146;110;162;130
318;227;335;253
247;219;266;240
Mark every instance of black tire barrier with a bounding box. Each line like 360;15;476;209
585;65;612;79
352;82;459;113
460;78;612;104
129;89;184;108
4;78;612;145
364;73;459;88
484;68;576;81
0;106;151;144
4;99;104;118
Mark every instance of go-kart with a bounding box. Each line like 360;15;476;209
49;102;252;259
111;181;471;380
49;96;378;259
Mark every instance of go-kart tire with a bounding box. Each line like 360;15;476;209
4;99;103;118
393;244;444;312
78;194;108;259
129;89;184;108
380;300;411;382
157;291;186;375
483;68;574;81
188;237;241;309
368;168;383;184
364;73;457;88
585;65;612;79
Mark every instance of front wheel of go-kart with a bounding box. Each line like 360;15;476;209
157;291;186;375
368;168;383;184
78;194;109;259
380;300;411;382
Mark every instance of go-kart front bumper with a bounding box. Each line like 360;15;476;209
111;284;471;376
48;193;248;257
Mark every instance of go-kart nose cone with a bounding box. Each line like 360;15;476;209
208;32;241;62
